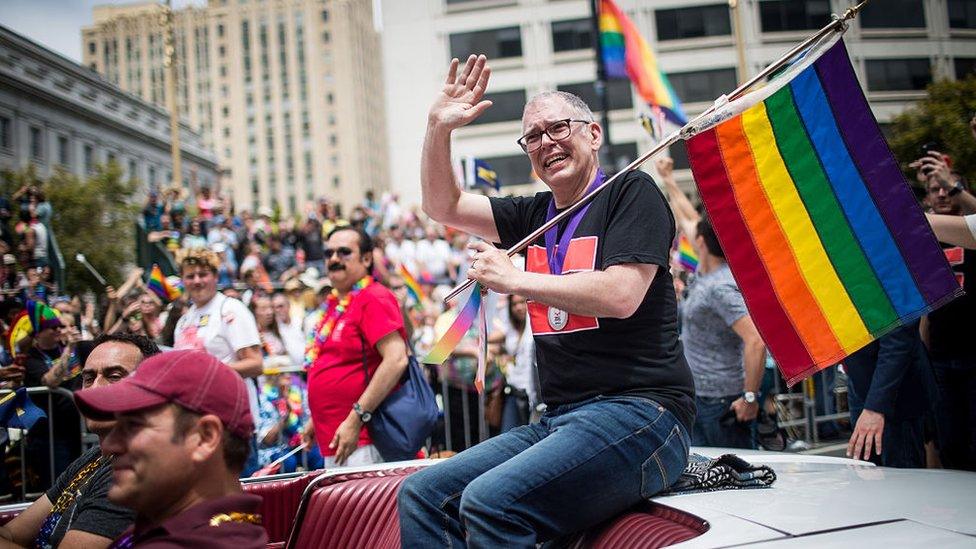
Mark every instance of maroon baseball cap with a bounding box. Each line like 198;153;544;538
75;349;254;438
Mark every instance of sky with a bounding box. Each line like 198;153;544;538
0;0;205;62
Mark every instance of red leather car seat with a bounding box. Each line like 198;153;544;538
242;470;322;545
286;466;422;549
284;464;707;549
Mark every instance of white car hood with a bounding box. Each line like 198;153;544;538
653;451;976;547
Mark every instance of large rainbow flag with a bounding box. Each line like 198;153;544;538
599;0;687;125
686;35;962;384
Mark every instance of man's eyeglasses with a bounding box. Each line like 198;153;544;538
324;246;355;259
517;119;590;153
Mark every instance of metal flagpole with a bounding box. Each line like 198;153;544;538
729;0;749;85
589;0;613;169
443;0;871;304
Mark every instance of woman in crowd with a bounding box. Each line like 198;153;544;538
500;294;537;432
303;227;409;466
256;372;322;473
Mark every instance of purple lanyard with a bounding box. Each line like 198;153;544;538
544;170;604;275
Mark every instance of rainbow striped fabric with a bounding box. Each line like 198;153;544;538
676;234;699;273
686;36;962;384
599;0;687;124
422;283;482;366
396;263;426;306
147;264;182;302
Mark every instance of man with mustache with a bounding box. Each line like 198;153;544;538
0;334;159;548
74;350;267;548
303;227;409;466
398;55;695;546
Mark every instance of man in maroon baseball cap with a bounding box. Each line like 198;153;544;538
75;350;268;548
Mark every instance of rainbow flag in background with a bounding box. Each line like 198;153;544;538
599;0;687;125
675;234;699;273
686;36;962;385
147;264;182;302
396;263;426;306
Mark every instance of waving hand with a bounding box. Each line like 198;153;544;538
429;55;493;130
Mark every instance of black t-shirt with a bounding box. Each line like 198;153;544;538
489;169;696;431
24;346;81;440
41;445;135;547
927;244;976;360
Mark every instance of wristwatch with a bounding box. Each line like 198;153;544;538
742;391;757;404
948;181;965;197
352;402;372;423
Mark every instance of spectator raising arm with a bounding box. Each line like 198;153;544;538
656;157;699;239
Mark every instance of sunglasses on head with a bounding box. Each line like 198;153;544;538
324;246;355;259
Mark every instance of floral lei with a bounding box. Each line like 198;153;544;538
304;276;372;368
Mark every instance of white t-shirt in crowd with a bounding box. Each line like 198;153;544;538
415;238;453;281
385;239;417;272
174;292;262;418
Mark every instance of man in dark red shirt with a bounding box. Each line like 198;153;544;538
74;350;267;548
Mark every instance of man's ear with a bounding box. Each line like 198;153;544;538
588;122;603;152
190;415;224;463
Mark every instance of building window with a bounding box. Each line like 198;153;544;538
479;154;531;187
949;0;976;29
759;0;831;32
321;9;329;22
128;159;137;179
107;151;117;166
57;135;69;166
668;68;737;103
956;57;976;78
551;19;592;53
557;80;632;111
88;42;96;54
467;89;526;125
217;24;225;37
84;144;94;173
450;27;522;60
0;116;11;149
860;0;925;28
656;4;731;41
29;126;43;160
865;58;932;91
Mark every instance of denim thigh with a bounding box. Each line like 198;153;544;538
459;396;690;542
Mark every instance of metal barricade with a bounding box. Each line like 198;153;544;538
0;386;90;502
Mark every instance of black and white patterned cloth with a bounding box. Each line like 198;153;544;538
662;453;776;495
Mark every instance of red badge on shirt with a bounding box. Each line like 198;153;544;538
525;239;600;336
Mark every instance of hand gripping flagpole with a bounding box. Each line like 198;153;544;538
442;0;870;305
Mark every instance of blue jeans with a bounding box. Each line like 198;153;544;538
692;395;755;449
397;395;689;548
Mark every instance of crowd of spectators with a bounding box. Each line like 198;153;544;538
0;114;972;500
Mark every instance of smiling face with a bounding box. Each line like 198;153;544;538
100;404;197;518
522;96;602;202
81;341;144;436
325;229;371;294
181;264;217;306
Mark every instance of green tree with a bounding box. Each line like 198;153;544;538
889;76;976;188
0;163;138;296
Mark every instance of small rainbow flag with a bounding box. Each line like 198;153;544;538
676;234;699;273
599;0;687;125
397;263;426;306
686;35;962;384
147;264;182;302
422;283;482;366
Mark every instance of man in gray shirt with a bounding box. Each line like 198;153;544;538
681;218;766;448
